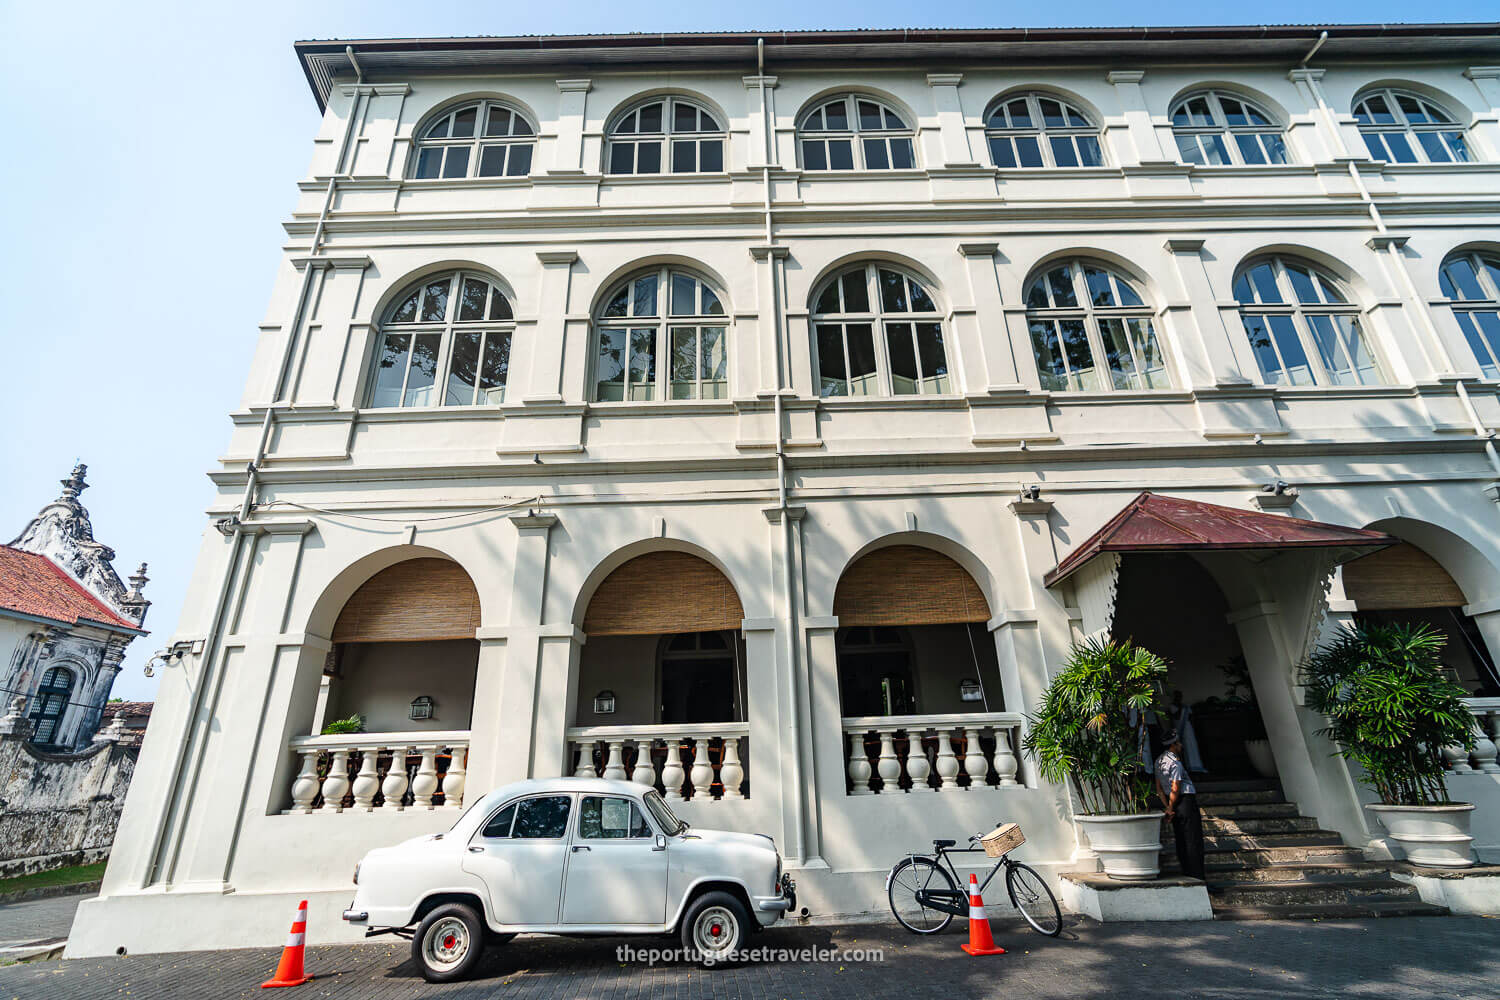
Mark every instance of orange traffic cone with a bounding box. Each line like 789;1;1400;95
261;899;312;988
959;873;1006;956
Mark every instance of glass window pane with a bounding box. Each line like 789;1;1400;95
481;803;515;838
1443;132;1471;163
478;145;507;176
371;333;410;407
403;333;441;406
829;140;854;170
845;323;877;396
886;322;918;394
1114;277;1143;308
1316;275;1346;304
1050;136;1079;167
701;327;727;398
1016;136;1043;168
1219;98;1247;126
489;289;512;321
883;109;907;130
445;331;481;405
670;327;697;398
1286;265;1320;304
1307;315;1355;385
422;279;450;322
1007;99;1032;128
596;328;625;400
1029;319;1067;391
671;139;697;173
824;100;848;131
614;110;638;135
1098;317;1138;390
1242;314;1284;383
636;141;662;173
1047;265;1077;307
1262;133;1288;164
671;273;697;316
1269;315;1313;385
609;142;635;174
1203;134;1230;165
1058;318;1097;391
858;100;883;130
512;796;570;838
1385;132;1417;163
389;289;420;324
1176;133;1206;165
863;138;889;170
700;140;723;172
604;286;629;318
629;328;657;400
633;274;659;317
426;114;450;139
1360;131;1388;161
1472;312;1500;378
441;146;470;178
1078;135;1103;167
478;332;510;403
841;270;870;312
890;139;914;169
485;106;512;137
1341;316;1380;384
674;102;699;133
638;102;663;133
1025;280;1051;309
1129;318;1169;388
907;278;935;313
1039;99;1065;128
816;325;847;396
1364;95;1395;124
415;147;443;179
506;144;533;176
1248;263;1282;304
1484;258;1500;295
701;285;723;316
451;107;476;138
915;322;949;393
1443;258;1485;300
1417;131;1453;163
1084;267;1115;307
814;281;840;314
458;277;488;320
1235;133;1267;165
1187;97;1214;126
1396;95;1426;122
803;140;827;170
580;797;651;839
879;269;907;312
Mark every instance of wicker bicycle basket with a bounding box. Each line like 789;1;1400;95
980;822;1025;858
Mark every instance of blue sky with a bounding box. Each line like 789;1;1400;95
0;1;1492;700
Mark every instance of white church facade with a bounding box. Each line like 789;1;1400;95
67;24;1500;954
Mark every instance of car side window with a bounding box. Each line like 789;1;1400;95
480;802;516;839
510;795;571;838
579;796;653;839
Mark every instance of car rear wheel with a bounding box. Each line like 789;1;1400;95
680;891;748;967
413;902;485;983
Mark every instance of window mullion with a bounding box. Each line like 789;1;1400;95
1292;311;1329;384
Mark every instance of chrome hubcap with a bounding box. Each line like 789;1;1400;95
693;906;737;957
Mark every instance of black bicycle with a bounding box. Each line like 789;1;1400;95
886;831;1062;937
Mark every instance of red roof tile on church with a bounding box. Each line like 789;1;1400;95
0;545;142;632
1043;492;1396;588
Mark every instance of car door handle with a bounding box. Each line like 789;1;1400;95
571;845;591;852
468;846;485;854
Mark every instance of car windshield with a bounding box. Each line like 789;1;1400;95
642;789;685;834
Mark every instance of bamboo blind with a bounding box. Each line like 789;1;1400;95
1342;542;1466;611
583;551;744;636
834;545;992;626
332;558;482;643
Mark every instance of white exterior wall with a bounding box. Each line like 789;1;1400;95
69;50;1500;956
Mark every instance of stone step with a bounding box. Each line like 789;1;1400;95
1198;861;1395;884
1212;899;1449;921
1200;802;1300;819
1208;876;1421;908
1196;788;1286;806
1164;830;1346;853
1192;778;1282;793
1164;844;1367;868
1201;816;1322;835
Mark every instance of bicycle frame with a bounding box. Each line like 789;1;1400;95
906;846;1011;918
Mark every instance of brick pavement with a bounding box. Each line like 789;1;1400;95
3;916;1498;999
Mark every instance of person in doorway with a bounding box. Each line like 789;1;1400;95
1156;730;1205;880
1169;690;1207;773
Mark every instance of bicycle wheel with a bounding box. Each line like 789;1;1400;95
887;857;957;934
1005;861;1062;937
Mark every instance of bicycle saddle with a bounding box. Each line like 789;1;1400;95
932;838;956;849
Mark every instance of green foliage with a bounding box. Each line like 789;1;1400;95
1021;638;1166;815
320;714;365;736
1301;622;1475;806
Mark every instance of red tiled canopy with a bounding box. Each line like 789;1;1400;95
0;545;142;632
1042;492;1396;588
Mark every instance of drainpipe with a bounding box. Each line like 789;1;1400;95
144;55;364;886
759;37;808;864
1299;30;1328;67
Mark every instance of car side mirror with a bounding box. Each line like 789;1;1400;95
653;834;668;852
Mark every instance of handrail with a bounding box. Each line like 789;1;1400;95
566;722;749;741
840;712;1023;729
289;729;471;751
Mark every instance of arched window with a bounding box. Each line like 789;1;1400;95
799;95;915;171
1024;259;1168;392
1234;256;1383;386
411;100;535;179
1441;250;1500;378
1354;89;1471;164
606;97;725;175
984;93;1103;168
594;268;726;401
1170;91;1288;165
28;666;74;747
369;271;514;408
812;264;950;397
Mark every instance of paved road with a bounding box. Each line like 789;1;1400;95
0;892;88;953
2;915;1497;998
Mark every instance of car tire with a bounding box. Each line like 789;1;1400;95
680;891;749;968
412;902;485;983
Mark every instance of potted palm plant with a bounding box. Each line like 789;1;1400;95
1302;623;1477;868
1022;638;1167;880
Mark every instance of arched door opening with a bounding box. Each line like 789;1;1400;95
287;557;480;813
835;545;1019;794
571;551;749;802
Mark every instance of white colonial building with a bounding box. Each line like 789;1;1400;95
69;24;1500;954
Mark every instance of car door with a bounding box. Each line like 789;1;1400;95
461;794;572;927
560;794;669;926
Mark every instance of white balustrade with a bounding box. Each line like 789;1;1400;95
841;713;1025;794
284;731;470;813
567;723;750;801
1450;700;1500;775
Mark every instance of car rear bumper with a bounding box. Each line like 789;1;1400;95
752;874;797;923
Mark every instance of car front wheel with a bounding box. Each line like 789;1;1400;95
413;902;485;983
680;891;749;967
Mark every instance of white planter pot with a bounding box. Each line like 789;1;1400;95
1077;813;1164;880
1366;803;1475;868
1244;739;1277;778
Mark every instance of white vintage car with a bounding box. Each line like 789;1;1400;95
342;777;797;982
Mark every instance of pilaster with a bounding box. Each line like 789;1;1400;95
549;79;592;174
926;73;977;167
1464;67;1500;161
1105;71;1171;165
